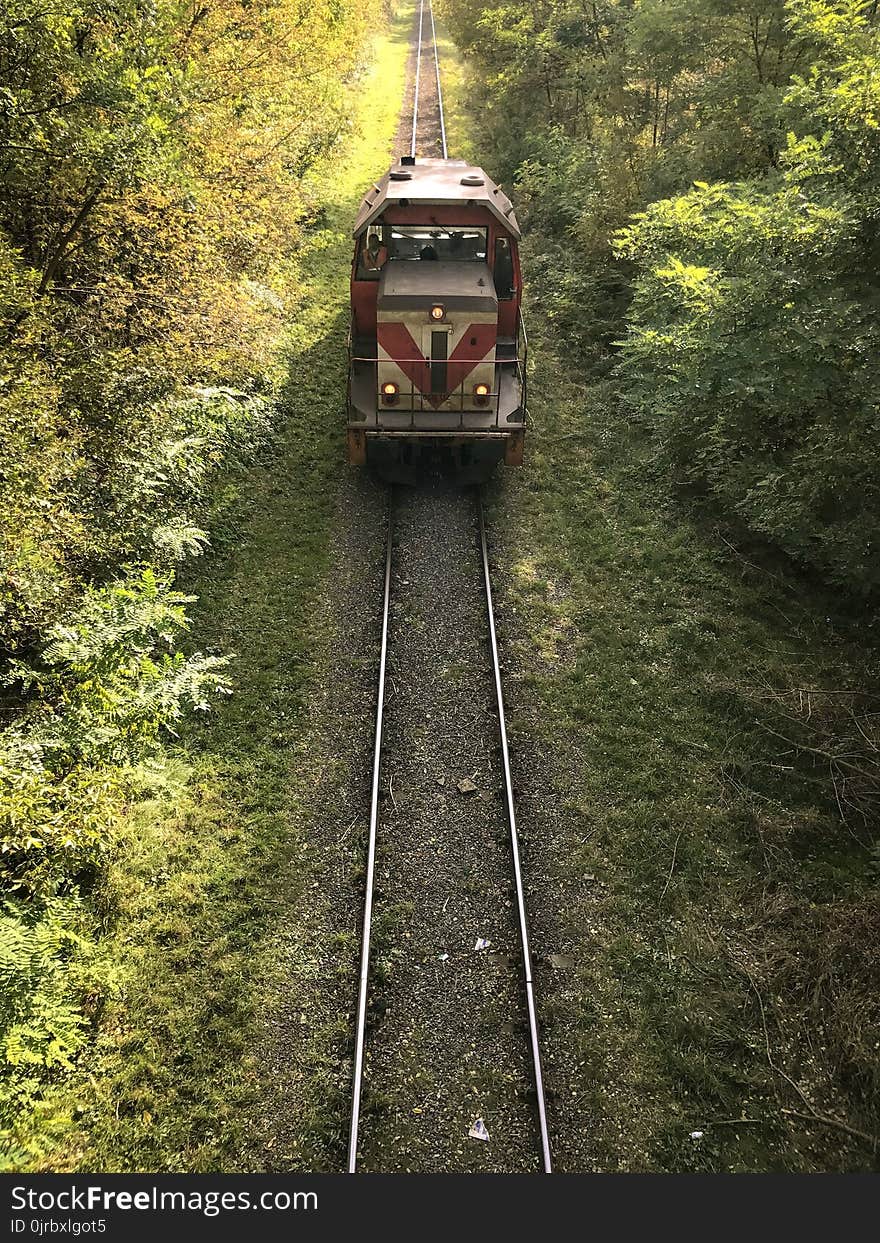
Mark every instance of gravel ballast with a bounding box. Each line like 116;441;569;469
356;481;541;1173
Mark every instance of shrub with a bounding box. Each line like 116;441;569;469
614;3;880;593
0;896;97;1170
1;568;228;898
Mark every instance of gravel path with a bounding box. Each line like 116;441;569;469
357;482;541;1172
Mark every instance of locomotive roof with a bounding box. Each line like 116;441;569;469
353;158;521;240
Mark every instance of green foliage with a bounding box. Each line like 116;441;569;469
0;0;384;1162
439;0;817;365
0;897;94;1170
615;2;880;592
443;0;880;593
0;901;88;1072
1;568;229;898
21;567;228;770
0;0;377;657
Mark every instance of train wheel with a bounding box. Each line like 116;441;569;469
453;441;503;485
365;438;419;485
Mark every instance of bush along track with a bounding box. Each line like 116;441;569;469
439;0;880;1171
0;1;409;1171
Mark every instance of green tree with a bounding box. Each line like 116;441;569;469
615;0;880;591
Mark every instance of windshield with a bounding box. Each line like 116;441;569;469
388;225;488;262
356;224;489;279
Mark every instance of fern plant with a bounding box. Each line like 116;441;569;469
0;897;96;1170
1;566;229;895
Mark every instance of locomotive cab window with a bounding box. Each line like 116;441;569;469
494;237;515;300
356;225;388;279
388;226;487;262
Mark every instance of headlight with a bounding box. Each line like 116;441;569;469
381;381;399;405
430;304;445;321
473;382;490;406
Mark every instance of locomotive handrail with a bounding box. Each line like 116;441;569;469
349;354;526;366
517;308;528;418
348;349;526;427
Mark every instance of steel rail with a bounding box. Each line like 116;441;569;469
429;0;448;159
477;493;553;1173
410;0;424;160
347;500;394;1174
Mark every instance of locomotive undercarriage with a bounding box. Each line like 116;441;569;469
359;434;518;486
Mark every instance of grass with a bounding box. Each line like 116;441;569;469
17;2;415;1173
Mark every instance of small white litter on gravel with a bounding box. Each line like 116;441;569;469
474;937;491;951
468;1118;490;1142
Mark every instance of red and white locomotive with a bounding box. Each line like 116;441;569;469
347;156;526;479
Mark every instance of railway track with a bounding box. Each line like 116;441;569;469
345;4;549;1174
411;0;447;161
347;488;551;1173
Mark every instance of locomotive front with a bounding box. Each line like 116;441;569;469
347;158;526;480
